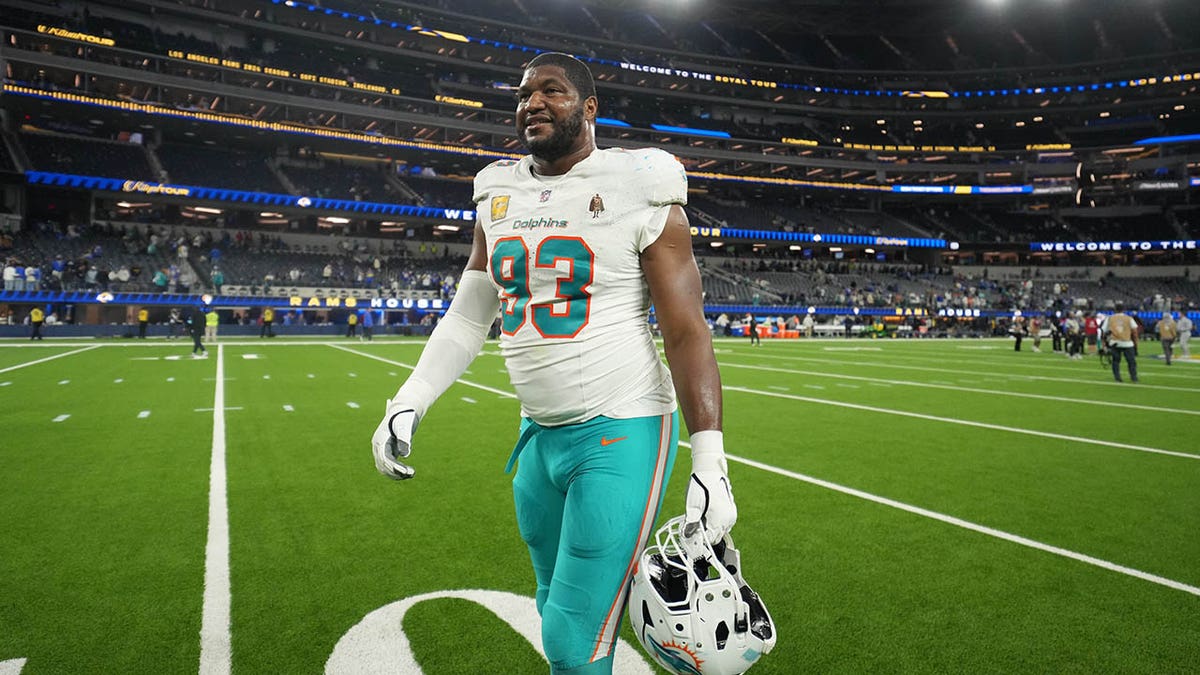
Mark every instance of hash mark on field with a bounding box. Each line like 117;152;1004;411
462;397;477;404
836;383;860;389
167;377;176;382
346;401;360;409
348;372;357;378
282;404;294;412
464;369;473;374
52;414;70;422
138;410;151;419
869;382;891;387
262;374;270;380
803;384;826;390
307;373;315;379
388;371;397;376
0;381;10;387
113;378;123;383
58;379;69;385
768;386;790;391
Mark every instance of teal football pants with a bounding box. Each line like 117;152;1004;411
509;411;679;673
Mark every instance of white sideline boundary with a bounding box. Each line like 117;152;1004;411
199;344;231;675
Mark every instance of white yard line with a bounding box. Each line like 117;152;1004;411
851;350;1200;381
724;385;1200;460
681;440;1200;599
200;344;231;675
0;345;98;374
740;351;1200;394
720;362;1200;416
330;345;518;399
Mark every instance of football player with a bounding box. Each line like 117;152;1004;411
372;52;736;675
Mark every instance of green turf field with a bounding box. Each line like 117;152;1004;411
2;336;1198;674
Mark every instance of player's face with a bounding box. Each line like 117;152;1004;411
516;66;589;161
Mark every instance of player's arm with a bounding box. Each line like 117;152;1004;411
642;204;736;543
371;222;496;479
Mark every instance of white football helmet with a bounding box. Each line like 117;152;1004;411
628;515;776;675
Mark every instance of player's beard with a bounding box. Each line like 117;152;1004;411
522;105;585;162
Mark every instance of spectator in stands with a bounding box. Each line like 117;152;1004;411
211;267;224;294
1178;313;1193;359
1157;312;1178;366
3;260;17;291
1100;303;1139;383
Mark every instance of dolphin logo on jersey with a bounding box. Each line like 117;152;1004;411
491;195;510;220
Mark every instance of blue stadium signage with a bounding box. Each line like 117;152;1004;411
690;226;946;249
1031;240;1198;252
26;172;476;221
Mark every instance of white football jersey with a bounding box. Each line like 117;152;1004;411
473;147;687;426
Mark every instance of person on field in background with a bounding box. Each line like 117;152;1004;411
1177;313;1193;358
188;307;208;357
29;306;45;340
369;53;738;675
1100;302;1138;383
1156;311;1177;365
205;307;219;343
1084;311;1099;354
137;307;149;339
260;306;275;338
347;310;358;338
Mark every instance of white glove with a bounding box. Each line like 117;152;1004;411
371;400;420;480
684;430;737;545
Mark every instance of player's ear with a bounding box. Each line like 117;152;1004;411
584;95;598;122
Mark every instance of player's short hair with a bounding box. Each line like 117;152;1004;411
525;52;596;100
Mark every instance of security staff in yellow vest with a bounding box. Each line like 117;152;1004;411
1100;302;1139;383
205;308;219;343
260;307;275;338
346;311;358;338
137;307;149;339
30;306;45;341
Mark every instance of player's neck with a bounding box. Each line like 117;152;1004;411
530;141;595;177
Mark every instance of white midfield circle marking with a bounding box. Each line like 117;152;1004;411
325;589;652;674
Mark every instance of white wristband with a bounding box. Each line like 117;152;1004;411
689;429;727;474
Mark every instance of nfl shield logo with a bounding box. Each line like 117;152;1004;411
491;195;510;220
539;189;552;203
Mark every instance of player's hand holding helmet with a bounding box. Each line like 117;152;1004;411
371;399;420;480
684;430;737;544
628;515;776;675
